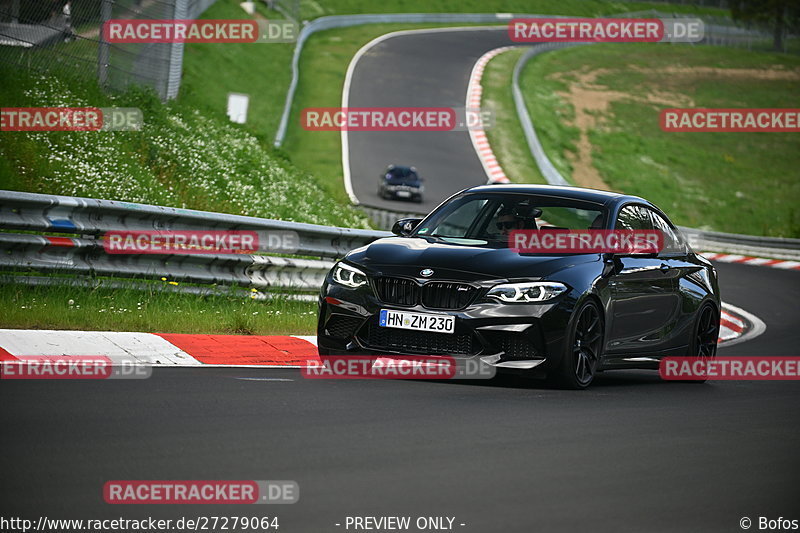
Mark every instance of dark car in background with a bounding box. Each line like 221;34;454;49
317;185;721;389
378;165;424;202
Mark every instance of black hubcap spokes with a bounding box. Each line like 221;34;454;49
574;306;602;385
696;306;718;360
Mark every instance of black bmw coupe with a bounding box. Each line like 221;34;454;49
378;165;424;202
317;185;721;389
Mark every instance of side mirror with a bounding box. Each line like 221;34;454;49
391;218;423;236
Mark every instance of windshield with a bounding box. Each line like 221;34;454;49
413;193;607;247
385;167;418;182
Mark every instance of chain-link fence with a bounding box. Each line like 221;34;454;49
271;0;300;21
618;9;796;51
0;0;216;100
619;0;731;7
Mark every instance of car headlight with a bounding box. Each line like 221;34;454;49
486;281;567;303
331;262;368;289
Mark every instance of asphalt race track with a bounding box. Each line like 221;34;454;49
2;261;798;533
2;28;799;533
346;28;515;212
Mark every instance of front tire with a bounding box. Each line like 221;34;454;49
681;302;719;384
553;300;604;389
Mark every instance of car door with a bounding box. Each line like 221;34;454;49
644;207;699;353
606;205;682;356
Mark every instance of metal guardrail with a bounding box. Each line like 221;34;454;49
0;190;387;258
277;11;779;234
506;22;800;260
358;205;427;231
273;12;538;147
511;42;582;187
0;190;390;292
510;12;774;188
679;227;800;261
1;189;798;299
273;10;776;147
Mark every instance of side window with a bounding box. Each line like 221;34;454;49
615;205;653;230
644;208;684;254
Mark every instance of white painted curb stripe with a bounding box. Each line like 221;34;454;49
341;26;508;205
460;52;796;274
0;303;758;370
719;303;767;348
700;252;800;271
0;330;317;368
0;329;203;365
467;46;517;184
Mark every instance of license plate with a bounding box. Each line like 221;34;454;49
379;309;454;334
396;191;411;198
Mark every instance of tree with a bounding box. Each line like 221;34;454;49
730;0;799;52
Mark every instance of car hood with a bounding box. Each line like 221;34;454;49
346;237;600;281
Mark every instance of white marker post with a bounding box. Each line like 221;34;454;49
227;92;249;124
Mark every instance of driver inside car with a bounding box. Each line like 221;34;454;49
495;204;542;236
495;208;526;235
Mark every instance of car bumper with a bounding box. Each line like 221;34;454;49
317;283;575;372
381;187;422;200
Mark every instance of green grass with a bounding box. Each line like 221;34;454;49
505;44;800;237
0;32;100;83
180;1;295;143
281;22;551;202
293;0;724;19
481;47;546;184
180;1;728;205
0;64;347;330
0;65;368;228
0;283;317;335
283;23;489;204
2;1;763;335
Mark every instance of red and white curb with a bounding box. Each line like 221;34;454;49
466;50;798;273
467;46;516;185
0;303;762;367
719;303;766;347
699;252;800;271
343;28;516;203
0;330;319;368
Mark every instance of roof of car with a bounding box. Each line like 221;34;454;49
465;184;647;207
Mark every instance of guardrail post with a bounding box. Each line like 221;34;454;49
165;0;188;100
97;0;112;88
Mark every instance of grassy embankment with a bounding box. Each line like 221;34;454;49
183;0;725;205
483;44;800;236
